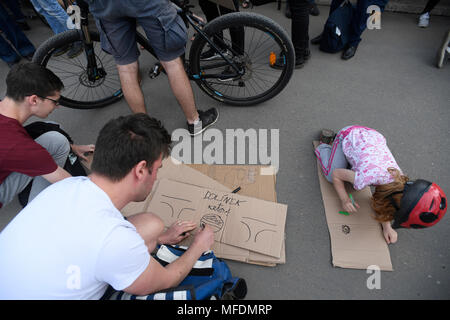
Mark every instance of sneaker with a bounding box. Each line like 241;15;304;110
270;49;310;69
6;58;21;68
217;67;236;82
319;129;336;145
23;52;35;61
67;41;83;59
310;3;320;16
187;108;219;136
200;48;229;61
16;20;31;31
418;12;430;28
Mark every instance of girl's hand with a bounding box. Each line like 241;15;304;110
382;222;398;244
71;144;95;161
341;198;359;213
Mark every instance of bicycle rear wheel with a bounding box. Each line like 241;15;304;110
189;12;295;106
32;29;123;109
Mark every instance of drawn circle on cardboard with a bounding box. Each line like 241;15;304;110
201;214;224;233
342;225;351;235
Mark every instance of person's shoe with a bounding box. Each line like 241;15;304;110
310;3;320;16
294;49;310;69
6;58;21;68
200;48;229;61
311;33;322;45
285;3;291;19
16;20;31;31
217;67;237;82
187;108;219;136
67;41;83;59
23;52;35;61
342;45;358;60
270;49;310;69
436;31;450;69
418;12;430;28
319;129;336;145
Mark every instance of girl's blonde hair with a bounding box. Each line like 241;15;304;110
371;168;409;222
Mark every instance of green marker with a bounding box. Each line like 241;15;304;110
349;193;355;206
339;211;350;216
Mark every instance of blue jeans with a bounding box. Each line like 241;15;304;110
30;0;69;34
329;0;389;46
0;3;35;63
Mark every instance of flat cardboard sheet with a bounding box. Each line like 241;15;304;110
121;158;285;265
313;141;393;271
188;164;286;265
147;179;287;259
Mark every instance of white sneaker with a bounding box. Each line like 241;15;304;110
418;13;430;28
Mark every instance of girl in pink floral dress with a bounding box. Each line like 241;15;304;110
315;125;404;244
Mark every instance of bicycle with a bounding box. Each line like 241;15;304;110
32;0;295;109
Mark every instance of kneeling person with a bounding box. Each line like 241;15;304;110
0;113;214;299
0;63;93;209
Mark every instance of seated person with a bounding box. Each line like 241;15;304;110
0;113;214;299
0;63;93;209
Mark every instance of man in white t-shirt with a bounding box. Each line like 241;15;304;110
0;114;214;299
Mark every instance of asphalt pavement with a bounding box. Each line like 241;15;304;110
0;2;449;300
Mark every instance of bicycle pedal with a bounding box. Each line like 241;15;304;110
148;63;162;79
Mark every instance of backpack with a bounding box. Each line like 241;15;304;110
107;245;247;300
320;0;355;53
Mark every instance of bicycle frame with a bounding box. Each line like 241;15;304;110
76;0;244;83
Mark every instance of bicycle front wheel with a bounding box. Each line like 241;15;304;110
189;12;295;106
33;29;123;109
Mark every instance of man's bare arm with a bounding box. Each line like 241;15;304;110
41;166;71;184
124;225;214;296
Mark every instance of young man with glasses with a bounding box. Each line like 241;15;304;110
0;62;94;209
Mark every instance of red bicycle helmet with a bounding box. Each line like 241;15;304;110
387;179;447;229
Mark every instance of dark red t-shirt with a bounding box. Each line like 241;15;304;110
0;114;57;208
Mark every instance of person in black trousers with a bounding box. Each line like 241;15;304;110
288;0;311;68
198;0;244;60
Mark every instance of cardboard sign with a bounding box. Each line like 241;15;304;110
313;141;393;271
148;179;287;258
188;164;285;265
121;158;286;265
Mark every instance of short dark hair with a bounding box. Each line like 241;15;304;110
6;62;64;102
91;114;172;181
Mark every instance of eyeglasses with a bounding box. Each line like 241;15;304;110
37;95;60;106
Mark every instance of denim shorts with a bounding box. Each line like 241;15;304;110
93;1;187;64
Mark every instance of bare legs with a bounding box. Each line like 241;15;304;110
117;58;199;123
